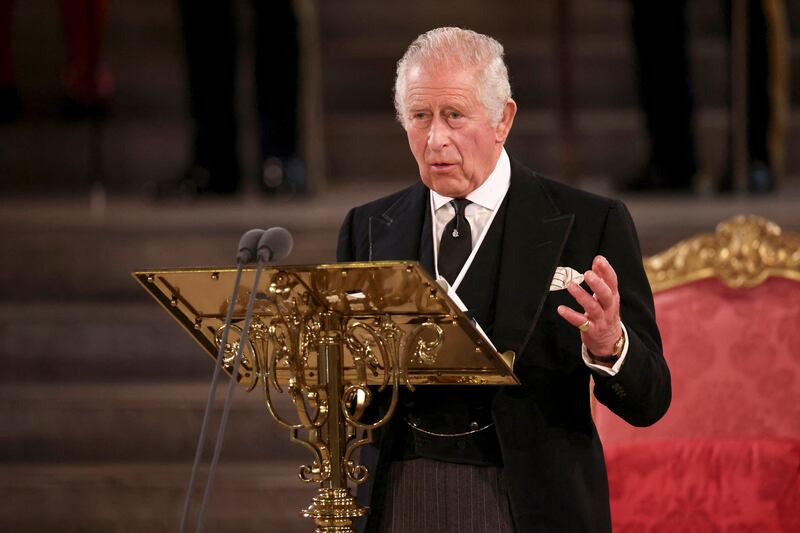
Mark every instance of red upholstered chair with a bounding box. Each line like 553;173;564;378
594;215;800;532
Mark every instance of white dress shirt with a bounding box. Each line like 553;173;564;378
429;148;627;375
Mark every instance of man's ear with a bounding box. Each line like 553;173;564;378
495;99;517;143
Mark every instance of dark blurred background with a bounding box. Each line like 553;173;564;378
1;0;799;531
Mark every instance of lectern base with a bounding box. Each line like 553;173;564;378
302;487;367;532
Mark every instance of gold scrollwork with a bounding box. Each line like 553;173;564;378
406;321;444;366
345;460;369;484
213;324;258;391
339;315;413;484
298;457;332;485
290;426;330;485
345;317;402;389
455;376;488;385
254;273;337;491
645;215;800;292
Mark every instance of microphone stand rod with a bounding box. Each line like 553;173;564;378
178;263;245;533
195;260;266;533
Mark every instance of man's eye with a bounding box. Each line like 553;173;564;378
410;112;431;128
447;111;462;120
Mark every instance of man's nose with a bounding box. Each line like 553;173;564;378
427;117;449;151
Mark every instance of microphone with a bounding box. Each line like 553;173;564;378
236;228;266;264
257;226;293;262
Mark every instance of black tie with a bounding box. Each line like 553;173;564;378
438;198;472;284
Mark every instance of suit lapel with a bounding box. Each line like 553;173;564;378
369;182;435;276
493;160;574;359
417;203;434;275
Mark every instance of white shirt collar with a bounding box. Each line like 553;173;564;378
431;148;511;211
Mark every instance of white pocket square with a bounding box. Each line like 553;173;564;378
550;266;584;291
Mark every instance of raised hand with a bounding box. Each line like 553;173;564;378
557;255;624;357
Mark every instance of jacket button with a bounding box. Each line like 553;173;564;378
457;440;468;450
469;421;480;431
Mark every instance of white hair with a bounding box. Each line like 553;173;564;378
394;27;512;127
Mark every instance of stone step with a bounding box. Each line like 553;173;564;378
0;303;223;382
0;221;336;302
5;85;800;196
0;462;321;533
320;0;800;112
322;36;739;112
0;383;315;463
2;177;800;305
326;108;800;182
318;0;734;42
0;181;412;301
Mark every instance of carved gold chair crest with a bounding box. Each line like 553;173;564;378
644;214;800;291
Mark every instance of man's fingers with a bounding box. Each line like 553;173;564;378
584;270;614;310
560;259;623;352
557;305;589;328
566;281;604;318
593;255;618;295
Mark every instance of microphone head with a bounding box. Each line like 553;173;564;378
257;227;293;262
236;229;265;264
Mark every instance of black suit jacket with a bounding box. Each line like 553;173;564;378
337;158;671;532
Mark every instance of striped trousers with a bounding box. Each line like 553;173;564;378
378;458;515;532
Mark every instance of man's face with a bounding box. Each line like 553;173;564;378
403;64;515;198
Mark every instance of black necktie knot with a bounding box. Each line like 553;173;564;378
451;198;470;216
438;199;473;284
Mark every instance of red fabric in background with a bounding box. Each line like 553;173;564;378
596;277;800;444
605;438;800;533
595;276;800;531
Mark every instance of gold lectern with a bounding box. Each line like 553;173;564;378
133;261;519;532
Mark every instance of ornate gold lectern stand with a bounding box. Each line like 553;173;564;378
133;261;518;532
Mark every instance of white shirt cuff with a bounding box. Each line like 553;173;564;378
582;322;629;376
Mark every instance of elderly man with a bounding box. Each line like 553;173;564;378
337;27;670;533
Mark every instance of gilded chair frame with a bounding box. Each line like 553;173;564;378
644;215;800;292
